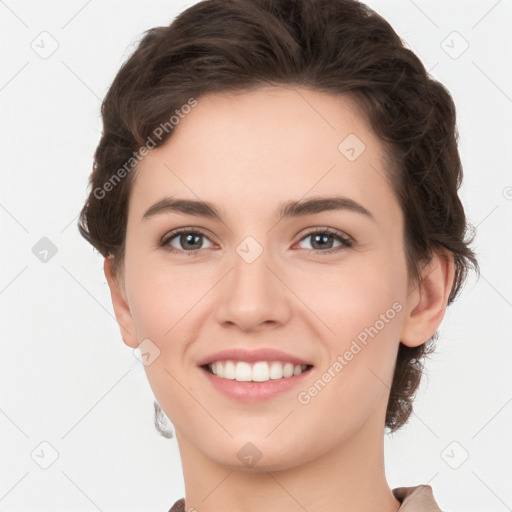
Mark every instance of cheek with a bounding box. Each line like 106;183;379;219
295;296;404;444
124;255;207;341
292;254;406;406
123;263;204;421
293;257;406;342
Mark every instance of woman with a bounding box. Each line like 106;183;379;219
78;0;478;510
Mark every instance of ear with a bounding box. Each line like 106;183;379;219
103;257;139;349
401;250;456;347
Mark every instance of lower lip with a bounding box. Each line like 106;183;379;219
200;366;312;402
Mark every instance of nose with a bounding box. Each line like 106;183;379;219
214;244;292;333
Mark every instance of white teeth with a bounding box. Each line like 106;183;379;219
208;360;309;382
252;361;270;382
283;362;294;378
235;361;252;381
269;361;283;379
224;360;236;379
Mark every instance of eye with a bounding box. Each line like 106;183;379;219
160;228;214;255
159;227;353;256
296;228;353;255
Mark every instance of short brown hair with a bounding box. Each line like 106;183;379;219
78;0;479;433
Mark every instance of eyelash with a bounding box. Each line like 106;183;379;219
159;227;353;257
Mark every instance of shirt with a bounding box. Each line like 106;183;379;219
167;484;442;511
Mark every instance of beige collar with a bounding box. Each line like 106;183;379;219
393;485;443;511
169;485;443;512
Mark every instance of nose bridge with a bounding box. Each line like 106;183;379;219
215;234;290;330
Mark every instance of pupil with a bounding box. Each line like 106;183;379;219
183;233;201;249
313;234;332;249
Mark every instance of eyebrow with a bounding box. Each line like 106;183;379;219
141;195;374;222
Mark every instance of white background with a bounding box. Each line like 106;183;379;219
1;0;511;510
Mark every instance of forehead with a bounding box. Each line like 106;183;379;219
129;86;397;223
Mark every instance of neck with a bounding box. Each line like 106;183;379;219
175;412;400;512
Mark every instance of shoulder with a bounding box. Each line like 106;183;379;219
393;485;443;511
169;489;442;512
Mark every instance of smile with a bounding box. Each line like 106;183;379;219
204;360;312;382
197;348;314;401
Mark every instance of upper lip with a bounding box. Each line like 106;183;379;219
197;348;313;367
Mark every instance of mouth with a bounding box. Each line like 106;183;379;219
201;360;313;382
197;348;314;401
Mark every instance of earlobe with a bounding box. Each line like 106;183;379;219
400;250;456;348
103;257;139;349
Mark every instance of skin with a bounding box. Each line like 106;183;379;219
104;86;455;512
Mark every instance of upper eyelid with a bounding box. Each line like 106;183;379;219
162;226;215;242
300;226;351;238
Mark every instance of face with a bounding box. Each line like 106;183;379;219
109;86;432;472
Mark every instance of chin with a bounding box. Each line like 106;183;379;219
203;434;313;473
